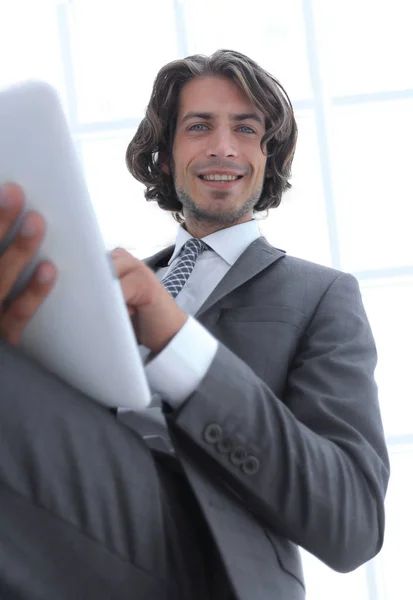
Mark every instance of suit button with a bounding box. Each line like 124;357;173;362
242;455;260;475
204;424;223;444
230;446;247;466
216;437;233;454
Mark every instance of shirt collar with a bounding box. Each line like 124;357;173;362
168;219;262;266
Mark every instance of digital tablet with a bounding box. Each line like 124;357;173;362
0;80;151;410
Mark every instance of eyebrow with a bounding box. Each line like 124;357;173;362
180;111;264;126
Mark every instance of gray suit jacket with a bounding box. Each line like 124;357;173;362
123;237;390;600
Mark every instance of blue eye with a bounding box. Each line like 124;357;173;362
237;125;255;133
189;123;208;131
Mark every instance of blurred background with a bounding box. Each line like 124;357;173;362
1;0;412;598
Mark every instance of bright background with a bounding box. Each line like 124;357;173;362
1;1;412;598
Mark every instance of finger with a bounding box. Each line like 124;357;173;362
110;247;130;259
111;249;146;279
0;183;25;239
117;269;159;307
0;211;46;302
0;261;56;346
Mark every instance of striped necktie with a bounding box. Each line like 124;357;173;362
161;238;208;299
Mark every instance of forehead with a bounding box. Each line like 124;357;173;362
177;75;262;119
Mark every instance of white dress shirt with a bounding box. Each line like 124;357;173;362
143;219;261;408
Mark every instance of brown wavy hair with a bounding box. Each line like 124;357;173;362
126;49;298;221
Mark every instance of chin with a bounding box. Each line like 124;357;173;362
176;183;254;225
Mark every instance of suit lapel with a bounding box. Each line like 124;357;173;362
144;238;285;317
196;237;285;318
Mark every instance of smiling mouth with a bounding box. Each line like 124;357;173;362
198;174;243;182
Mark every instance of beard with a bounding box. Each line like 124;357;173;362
175;181;263;226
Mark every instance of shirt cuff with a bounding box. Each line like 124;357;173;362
145;316;218;409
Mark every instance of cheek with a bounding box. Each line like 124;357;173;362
254;161;267;184
247;166;264;188
175;168;197;193
173;155;194;187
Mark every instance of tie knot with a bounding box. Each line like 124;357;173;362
161;237;209;299
180;238;208;259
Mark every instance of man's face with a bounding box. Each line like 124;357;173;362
170;76;268;227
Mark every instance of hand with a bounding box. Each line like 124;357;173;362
111;248;188;353
0;183;56;346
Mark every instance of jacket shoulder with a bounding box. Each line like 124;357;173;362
278;252;353;285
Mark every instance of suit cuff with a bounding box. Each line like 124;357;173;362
145;316;218;409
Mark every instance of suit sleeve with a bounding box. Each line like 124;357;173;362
167;272;390;573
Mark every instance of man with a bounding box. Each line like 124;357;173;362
0;50;389;599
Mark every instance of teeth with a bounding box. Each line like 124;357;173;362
201;174;239;181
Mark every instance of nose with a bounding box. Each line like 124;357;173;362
206;127;238;159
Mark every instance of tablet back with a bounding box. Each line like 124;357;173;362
0;81;150;410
